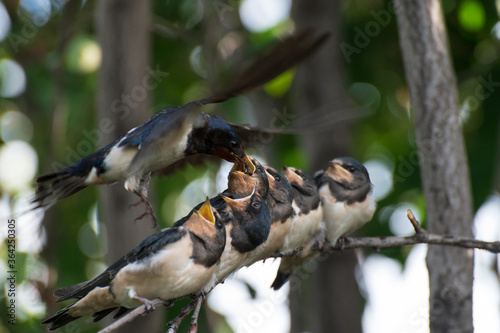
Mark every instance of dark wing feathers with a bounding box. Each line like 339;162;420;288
119;107;190;149
154;106;371;178
54;227;187;303
204;29;330;104
229;106;372;147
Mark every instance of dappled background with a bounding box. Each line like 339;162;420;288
0;0;499;332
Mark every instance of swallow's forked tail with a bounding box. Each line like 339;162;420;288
32;170;88;210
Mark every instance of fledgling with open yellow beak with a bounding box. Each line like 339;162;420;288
42;199;225;331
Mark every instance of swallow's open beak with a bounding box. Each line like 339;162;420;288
232;153;256;175
231;163;246;175
244;154;256;174
195;197;215;224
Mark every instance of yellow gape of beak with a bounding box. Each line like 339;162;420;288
244;155;256;175
219;194;233;205
231;163;246;175
196;197;215;225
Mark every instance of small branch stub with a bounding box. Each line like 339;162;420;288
407;209;425;234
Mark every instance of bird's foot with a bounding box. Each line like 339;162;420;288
128;199;143;208
130;290;156;313
132;194;159;230
336;236;347;250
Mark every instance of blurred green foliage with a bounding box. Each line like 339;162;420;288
0;0;499;332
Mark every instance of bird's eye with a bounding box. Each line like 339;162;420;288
217;221;223;228
230;140;238;149
252;202;261;209
348;166;356;172
300;174;306;180
274;175;281;182
257;167;263;173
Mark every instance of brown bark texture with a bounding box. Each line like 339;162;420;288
395;1;474;332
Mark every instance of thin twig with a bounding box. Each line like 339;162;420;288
320;210;500;253
166;298;200;333
187;296;204;333
406;209;426;234
97;299;169;333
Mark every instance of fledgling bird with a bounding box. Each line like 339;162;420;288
271;158;376;290
42;199;225;331
175;158;272;290
315;157;376;244
241;165;294;266
271;166;323;290
204;191;272;290
226;156;269;199
32;30;329;225
279;166;323;254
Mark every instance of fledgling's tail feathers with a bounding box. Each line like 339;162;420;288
271;271;291;290
42;304;128;330
32;171;88;210
41;304;81;331
92;306;130;322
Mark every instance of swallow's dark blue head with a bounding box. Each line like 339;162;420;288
190;114;255;174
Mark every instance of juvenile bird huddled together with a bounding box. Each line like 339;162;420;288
35;30;377;331
42;156;375;330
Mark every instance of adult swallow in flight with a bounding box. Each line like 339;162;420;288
32;31;329;225
42;199;225;331
315;157;376;244
271;166;323;290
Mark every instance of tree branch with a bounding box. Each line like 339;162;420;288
317;210;500;253
166;298;200;333
97;299;170;333
98;210;500;333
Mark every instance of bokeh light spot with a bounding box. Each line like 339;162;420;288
189;45;208;79
240;0;291;32
1;111;34;142
349;82;381;110
0;59;27;98
364;159;393;201
458;0;485;32
0;2;11;41
65;36;102;74
0;141;38;193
